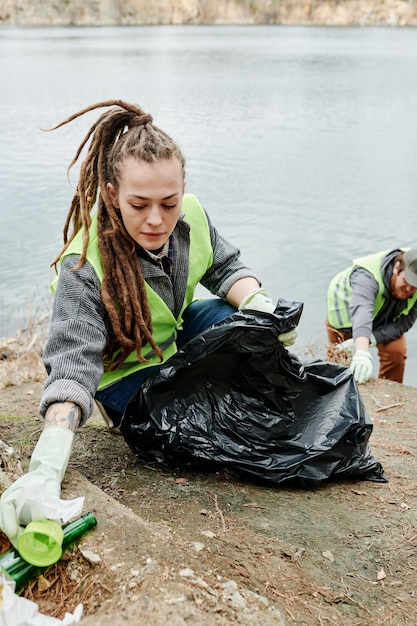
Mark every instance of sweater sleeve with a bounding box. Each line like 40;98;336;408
39;255;109;425
200;211;260;298
349;268;379;341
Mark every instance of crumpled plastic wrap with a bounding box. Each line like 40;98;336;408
120;300;385;486
0;574;82;626
17;479;84;527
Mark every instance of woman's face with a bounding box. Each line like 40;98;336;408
107;157;185;251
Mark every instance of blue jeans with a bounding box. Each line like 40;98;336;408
95;298;236;423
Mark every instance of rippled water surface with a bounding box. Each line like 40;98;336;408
1;25;417;383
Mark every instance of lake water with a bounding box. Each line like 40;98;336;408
1;25;417;385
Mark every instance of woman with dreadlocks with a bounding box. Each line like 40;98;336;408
0;100;297;547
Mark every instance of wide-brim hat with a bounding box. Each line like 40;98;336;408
403;249;417;288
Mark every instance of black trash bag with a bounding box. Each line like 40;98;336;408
120;300;385;486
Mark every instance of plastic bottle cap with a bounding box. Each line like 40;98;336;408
17;519;64;567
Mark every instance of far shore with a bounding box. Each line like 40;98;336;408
1;0;417;28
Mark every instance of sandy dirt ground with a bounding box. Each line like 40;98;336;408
1;347;417;625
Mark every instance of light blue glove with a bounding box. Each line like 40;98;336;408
0;427;73;548
350;350;373;384
239;288;298;346
335;335;377;356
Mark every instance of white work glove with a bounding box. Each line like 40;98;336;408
335;335;377;356
239;288;275;314
239;288;298;347
0;427;74;548
350;350;373;384
277;328;298;347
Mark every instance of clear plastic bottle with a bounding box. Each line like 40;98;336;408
0;512;97;593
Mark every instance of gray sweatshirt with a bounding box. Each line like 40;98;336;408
40;208;259;424
350;249;417;344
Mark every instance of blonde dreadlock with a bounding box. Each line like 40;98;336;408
48;99;186;370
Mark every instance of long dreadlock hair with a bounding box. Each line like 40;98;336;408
48;99;186;370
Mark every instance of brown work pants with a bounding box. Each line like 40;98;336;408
325;320;407;384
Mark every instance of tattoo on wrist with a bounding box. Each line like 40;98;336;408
44;402;81;432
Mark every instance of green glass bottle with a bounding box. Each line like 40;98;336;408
0;512;97;593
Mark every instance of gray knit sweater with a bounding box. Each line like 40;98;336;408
40;208;259;424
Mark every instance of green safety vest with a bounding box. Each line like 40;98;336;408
327;249;417;329
52;194;214;389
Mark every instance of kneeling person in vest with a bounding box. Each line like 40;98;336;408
326;248;417;384
0;100;299;550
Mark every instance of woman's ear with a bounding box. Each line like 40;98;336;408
107;182;118;208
